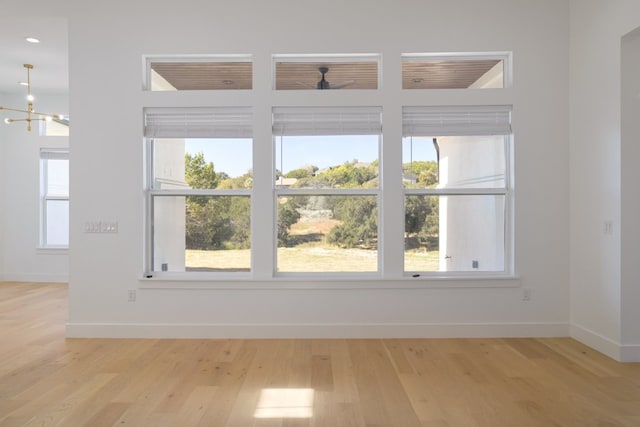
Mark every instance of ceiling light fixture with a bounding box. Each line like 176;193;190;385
0;64;68;132
25;37;40;43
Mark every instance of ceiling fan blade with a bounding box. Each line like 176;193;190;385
295;81;317;89
329;80;355;90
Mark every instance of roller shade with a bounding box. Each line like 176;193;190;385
40;148;69;160
273;106;382;136
144;107;253;138
403;105;512;136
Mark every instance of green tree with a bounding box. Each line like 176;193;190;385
184;153;250;250
327;197;377;249
403;160;438;188
277;197;302;246
285;165;318;179
185;152;218;189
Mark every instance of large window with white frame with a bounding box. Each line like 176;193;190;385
402;105;513;274
142;52;515;280
273;107;382;273
145;107;253;274
40;148;69;248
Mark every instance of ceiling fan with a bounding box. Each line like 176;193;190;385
316;66;354;90
296;66;355;90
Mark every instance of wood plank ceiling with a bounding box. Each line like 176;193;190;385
150;58;501;91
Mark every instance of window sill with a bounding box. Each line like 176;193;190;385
139;273;520;290
36;247;69;254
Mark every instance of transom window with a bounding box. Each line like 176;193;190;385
402;53;510;89
145;55;253;91
273;54;380;90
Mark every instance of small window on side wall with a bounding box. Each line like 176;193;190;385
402;53;511;89
145;55;253;91
40;149;69;248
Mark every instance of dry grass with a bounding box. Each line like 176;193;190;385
185;247;440;272
185;215;441;272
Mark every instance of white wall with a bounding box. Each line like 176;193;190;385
0;92;5;279
0;93;69;282
569;0;640;361
64;0;571;339
621;27;640;359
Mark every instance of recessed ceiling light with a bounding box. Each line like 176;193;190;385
25;37;40;44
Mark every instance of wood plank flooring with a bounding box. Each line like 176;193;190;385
1;282;640;426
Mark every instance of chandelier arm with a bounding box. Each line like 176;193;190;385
5;117;48;123
1;106;59;117
0;106;34;114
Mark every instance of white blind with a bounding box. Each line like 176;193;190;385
273;106;382;136
144;107;253;138
40;148;69;160
403;105;512;136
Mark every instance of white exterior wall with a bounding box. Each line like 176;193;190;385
0;93;69;282
438;136;506;272
569;0;640;362
152;139;187;272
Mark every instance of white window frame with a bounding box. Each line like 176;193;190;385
40;148;69;249
402;105;514;277
144;107;253;277
140;52;517;285
272;106;383;277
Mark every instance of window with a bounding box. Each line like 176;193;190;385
402;106;512;274
41;116;69;136
273;54;380;90
402;53;510;89
145;56;253;91
145;107;253;274
142;52;515;281
40;149;69;248
273;107;382;273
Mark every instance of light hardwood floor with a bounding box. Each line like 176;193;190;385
1;282;639;426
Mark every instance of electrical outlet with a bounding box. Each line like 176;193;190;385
522;288;531;302
128;289;136;302
603;220;613;235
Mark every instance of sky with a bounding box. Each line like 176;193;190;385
186;136;437;178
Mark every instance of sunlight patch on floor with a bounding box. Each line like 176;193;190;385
254;388;314;419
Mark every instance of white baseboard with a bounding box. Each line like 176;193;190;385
620;344;640;363
66;322;569;339
570;323;640;362
2;273;68;283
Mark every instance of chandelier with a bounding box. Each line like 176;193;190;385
0;64;67;131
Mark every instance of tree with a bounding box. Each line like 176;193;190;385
185;152;218;190
404;195;439;251
327;197;377;249
285;165;318;179
184;152;250;250
403;160;438;188
277;197;302;246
